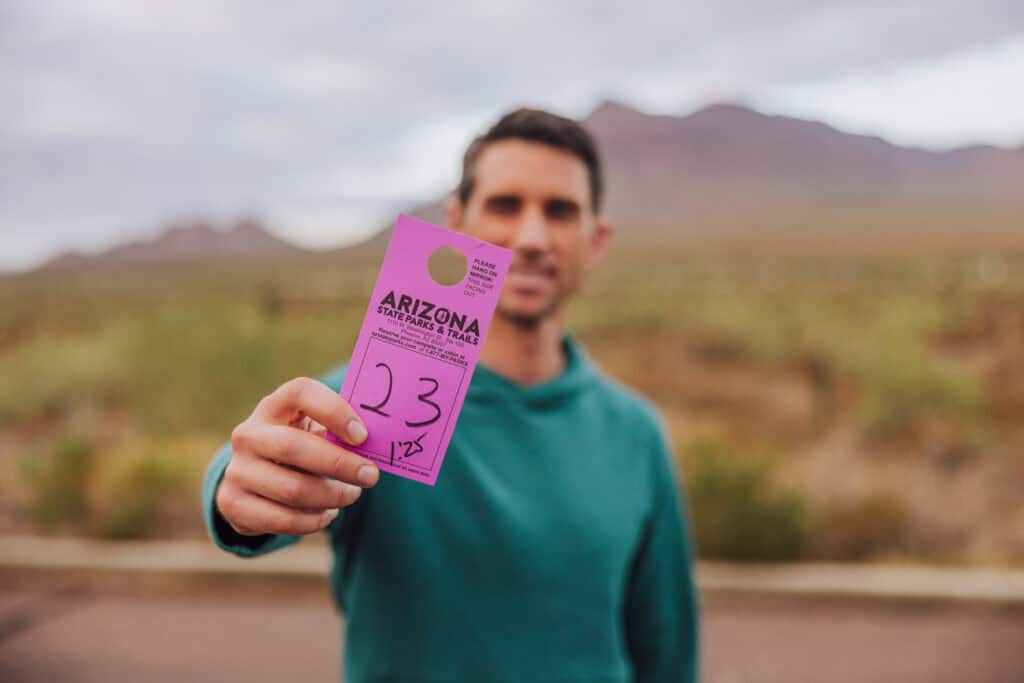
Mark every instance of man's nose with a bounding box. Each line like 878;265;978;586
513;208;550;252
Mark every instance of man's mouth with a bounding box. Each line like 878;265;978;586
506;264;556;290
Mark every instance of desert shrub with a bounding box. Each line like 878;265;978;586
682;439;809;562
86;433;218;539
672;286;794;364
20;435;95;530
812;492;910;561
92;450;189;539
853;344;983;438
570;288;674;339
18;431;211;538
0;330;125;425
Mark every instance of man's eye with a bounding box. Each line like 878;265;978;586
486;197;521;214
545;200;579;221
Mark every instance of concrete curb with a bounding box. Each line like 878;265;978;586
697;561;1024;604
3;535;1024;604
0;535;330;577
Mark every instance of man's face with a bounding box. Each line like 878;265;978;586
447;139;610;327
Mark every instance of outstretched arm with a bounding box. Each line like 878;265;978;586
202;373;377;557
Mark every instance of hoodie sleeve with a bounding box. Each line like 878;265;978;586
201;364;350;557
623;413;701;683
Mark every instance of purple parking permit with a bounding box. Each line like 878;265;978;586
327;214;511;486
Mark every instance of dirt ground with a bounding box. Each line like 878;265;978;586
1;579;1022;683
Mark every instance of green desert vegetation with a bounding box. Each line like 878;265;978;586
1;229;1022;565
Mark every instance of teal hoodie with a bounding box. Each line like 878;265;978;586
202;335;699;682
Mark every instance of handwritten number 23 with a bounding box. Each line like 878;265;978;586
358;362;442;427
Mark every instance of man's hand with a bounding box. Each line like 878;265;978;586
216;377;379;536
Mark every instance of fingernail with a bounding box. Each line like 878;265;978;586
345;484;362;504
321;509;339;526
336;481;361;501
346;419;368;444
357;464;379;486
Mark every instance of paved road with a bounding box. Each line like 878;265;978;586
1;583;1022;682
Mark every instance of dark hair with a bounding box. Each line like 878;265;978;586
456;108;604;211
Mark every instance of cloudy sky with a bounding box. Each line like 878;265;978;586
3;1;1023;271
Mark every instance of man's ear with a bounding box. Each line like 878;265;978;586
584;217;613;272
444;195;464;233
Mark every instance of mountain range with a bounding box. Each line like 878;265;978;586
40;101;1024;269
585;101;1023;233
41;218;304;270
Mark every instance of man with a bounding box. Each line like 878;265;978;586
203;108;699;682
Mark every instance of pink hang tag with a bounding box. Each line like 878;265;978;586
327;214;511;486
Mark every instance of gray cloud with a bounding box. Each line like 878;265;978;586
2;0;1023;269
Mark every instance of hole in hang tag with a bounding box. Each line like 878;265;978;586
427;245;468;286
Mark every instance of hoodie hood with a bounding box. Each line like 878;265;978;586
466;333;598;407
